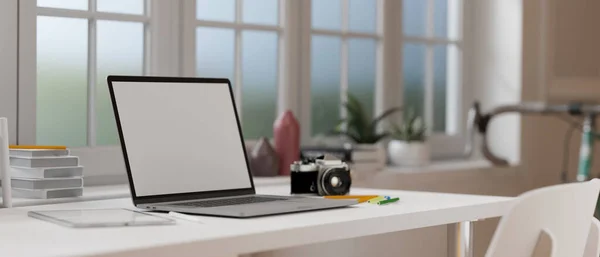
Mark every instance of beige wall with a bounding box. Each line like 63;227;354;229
520;0;600;191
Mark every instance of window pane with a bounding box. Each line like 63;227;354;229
433;45;447;132
37;0;87;10
241;31;278;139
312;0;342;31
349;0;376;33
243;0;278;25
37;16;88;147
403;44;426;120
348;39;376;118
434;0;448;38
197;0;235;22
97;0;144;15
96;21;144;146
311;36;341;136
403;0;427;36
196;27;235;82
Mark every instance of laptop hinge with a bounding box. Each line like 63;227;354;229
134;188;256;206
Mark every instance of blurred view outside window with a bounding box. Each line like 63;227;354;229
196;0;279;139
311;0;378;136
35;0;461;145
36;0;146;146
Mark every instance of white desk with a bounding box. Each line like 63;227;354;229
0;185;513;257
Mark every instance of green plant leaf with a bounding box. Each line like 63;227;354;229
330;93;396;144
343;103;365;130
343;94;371;142
388;108;428;142
371;106;402;128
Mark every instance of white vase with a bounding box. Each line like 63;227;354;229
387;140;430;167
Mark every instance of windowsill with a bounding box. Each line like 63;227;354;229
382;159;493;174
8;177;292;208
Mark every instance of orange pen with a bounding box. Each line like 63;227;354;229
324;195;379;203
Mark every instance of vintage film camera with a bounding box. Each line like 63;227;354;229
290;155;352;196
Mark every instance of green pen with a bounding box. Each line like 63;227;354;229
377;197;400;205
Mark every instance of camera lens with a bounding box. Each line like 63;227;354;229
319;167;351;195
330;176;341;187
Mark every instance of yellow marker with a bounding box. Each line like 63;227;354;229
9;145;67;150
367;196;387;204
356;196;379;203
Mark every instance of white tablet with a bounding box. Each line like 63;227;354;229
28;208;175;228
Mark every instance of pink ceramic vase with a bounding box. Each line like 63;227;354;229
273;111;300;176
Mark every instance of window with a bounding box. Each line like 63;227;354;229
401;0;464;157
403;0;461;132
184;0;282;139
34;0;148;147
16;0;470;181
309;0;381;137
17;0;153;181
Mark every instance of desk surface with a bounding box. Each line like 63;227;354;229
0;186;513;257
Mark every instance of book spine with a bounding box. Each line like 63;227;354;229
10;157;79;168
9;149;70;158
10;166;84;178
12;187;83;199
11;178;84;190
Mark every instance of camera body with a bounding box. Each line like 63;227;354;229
290;157;352;196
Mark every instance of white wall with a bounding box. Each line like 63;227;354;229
0;0;18;144
471;0;523;164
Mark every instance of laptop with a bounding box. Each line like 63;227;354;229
107;76;356;218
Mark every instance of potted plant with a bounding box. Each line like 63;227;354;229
332;94;401;144
388;110;430;166
331;94;401;175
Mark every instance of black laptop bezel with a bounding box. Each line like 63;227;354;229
107;75;257;206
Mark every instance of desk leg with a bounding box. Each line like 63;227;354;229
448;221;474;257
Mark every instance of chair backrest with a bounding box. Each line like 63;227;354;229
485;179;600;257
583;218;600;257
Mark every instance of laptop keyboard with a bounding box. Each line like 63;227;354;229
172;196;286;208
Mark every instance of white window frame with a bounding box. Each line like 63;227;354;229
400;0;471;159
181;0;287;127
17;0;179;184
298;0;470;159
297;0;385;144
397;0;468;159
14;0;473;183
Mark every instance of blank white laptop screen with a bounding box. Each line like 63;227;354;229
111;81;252;197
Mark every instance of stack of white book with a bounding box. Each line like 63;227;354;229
351;145;386;181
8;148;83;199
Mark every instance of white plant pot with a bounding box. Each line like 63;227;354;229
387;140;430;167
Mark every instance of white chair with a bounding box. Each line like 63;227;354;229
485;179;600;257
583;217;600;257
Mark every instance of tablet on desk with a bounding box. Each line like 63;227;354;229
28;208;175;228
